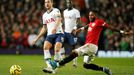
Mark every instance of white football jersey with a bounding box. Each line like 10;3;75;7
42;8;63;35
64;8;80;33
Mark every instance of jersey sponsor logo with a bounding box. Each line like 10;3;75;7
92;23;95;27
45;18;55;24
88;27;92;31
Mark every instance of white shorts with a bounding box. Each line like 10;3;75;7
75;43;98;63
75;43;98;56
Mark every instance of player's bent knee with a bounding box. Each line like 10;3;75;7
43;41;52;50
83;63;88;69
55;43;62;52
55;46;61;52
43;46;50;50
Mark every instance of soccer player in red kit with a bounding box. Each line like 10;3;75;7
47;11;130;75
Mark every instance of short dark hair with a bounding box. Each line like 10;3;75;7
65;0;72;3
88;8;99;13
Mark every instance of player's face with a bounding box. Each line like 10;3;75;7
89;12;96;22
45;0;53;10
66;0;72;9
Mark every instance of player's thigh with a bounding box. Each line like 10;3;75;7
68;36;77;45
43;41;52;50
65;33;76;45
45;34;56;44
75;43;98;56
54;34;64;52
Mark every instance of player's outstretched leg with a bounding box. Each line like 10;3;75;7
83;63;112;75
50;51;78;70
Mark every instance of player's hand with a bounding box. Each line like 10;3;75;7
120;30;134;35
32;39;37;46
73;27;84;36
71;29;77;36
52;28;57;34
125;31;134;35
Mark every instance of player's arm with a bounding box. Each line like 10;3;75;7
32;25;47;45
52;10;62;34
76;18;81;29
75;10;81;29
107;25;132;34
72;18;81;36
75;24;88;35
72;10;81;36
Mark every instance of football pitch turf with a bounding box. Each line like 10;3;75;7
0;55;134;75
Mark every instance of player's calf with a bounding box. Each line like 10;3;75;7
83;63;112;75
83;63;103;71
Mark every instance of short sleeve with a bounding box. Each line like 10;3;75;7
54;9;61;19
97;19;108;27
75;10;80;18
42;14;46;24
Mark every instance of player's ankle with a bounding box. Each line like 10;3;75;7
57;63;60;67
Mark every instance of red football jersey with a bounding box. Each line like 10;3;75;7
85;18;108;45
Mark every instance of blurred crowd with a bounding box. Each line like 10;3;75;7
0;0;134;50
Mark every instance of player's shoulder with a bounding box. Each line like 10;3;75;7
64;9;68;12
72;8;80;13
53;8;60;12
73;8;79;11
95;18;106;25
96;18;104;23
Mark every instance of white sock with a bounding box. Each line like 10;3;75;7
44;50;51;68
83;55;90;63
61;54;65;60
54;52;61;61
45;60;52;68
73;57;77;66
60;47;65;60
57;63;60;67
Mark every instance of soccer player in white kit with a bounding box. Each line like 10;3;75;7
32;0;64;73
60;0;81;67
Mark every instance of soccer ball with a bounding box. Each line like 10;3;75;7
10;65;21;75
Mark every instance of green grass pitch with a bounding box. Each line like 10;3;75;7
0;55;134;75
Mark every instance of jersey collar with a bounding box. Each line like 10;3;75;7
67;7;73;11
47;8;53;14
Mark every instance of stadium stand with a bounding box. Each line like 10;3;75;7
0;0;134;51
